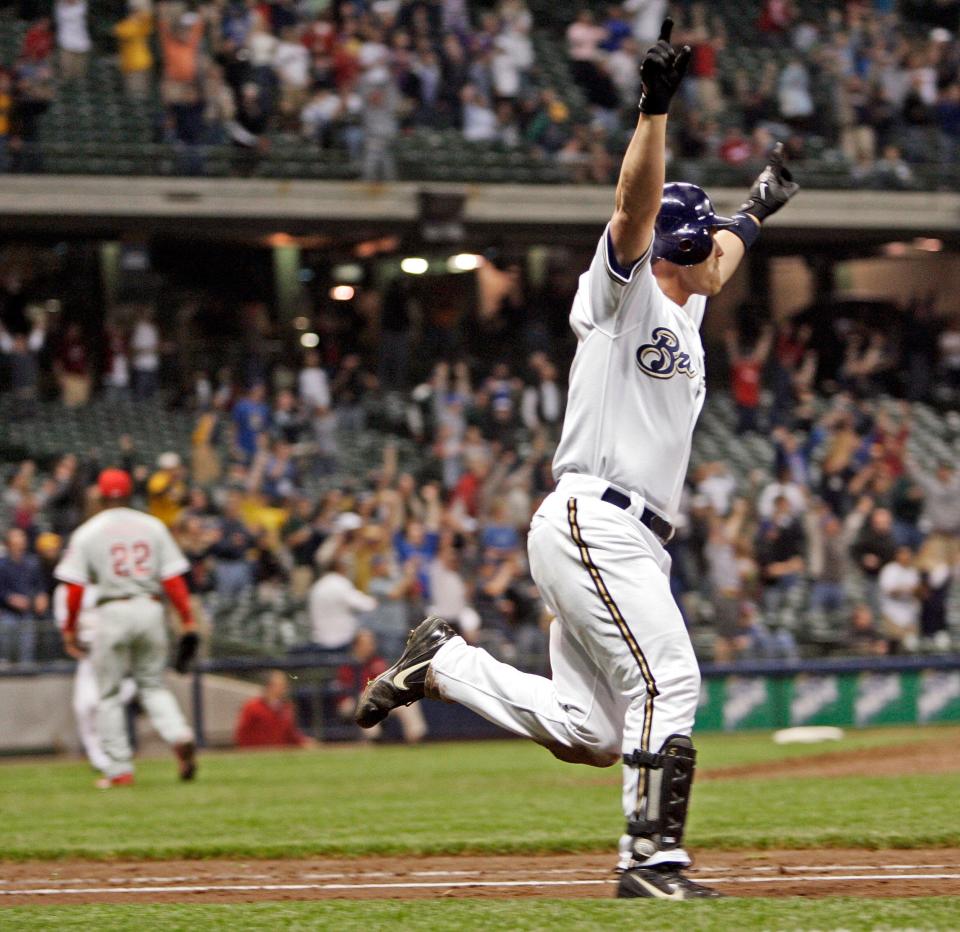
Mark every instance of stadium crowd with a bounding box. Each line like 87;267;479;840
0;0;959;184
1;262;960;674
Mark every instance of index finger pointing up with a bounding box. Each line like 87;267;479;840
659;17;674;43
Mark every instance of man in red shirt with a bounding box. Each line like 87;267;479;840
725;325;772;434
234;670;315;747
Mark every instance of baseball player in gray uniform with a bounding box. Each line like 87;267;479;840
357;17;798;899
55;468;199;787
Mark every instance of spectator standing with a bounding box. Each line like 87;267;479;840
361;83;400;181
755;494;806;616
55;0;91;81
308;548;377;650
147;451;187;527
130;309;160;398
54;323;91;408
725;325;772;434
623;0;667;47
234;669;316;747
914;460;960;556
704;499;749;663
210;490;254;598
274;26;311;129
232;383;271;463
877;546;921;653
12;38;55;170
805;509;849;614
22;17;55;62
0;528;48;664
363;552;417;657
114;0;154;99
331;354;372;432
757;465;806;521
852;506;899;614
0;317;45;415
461;84;497;142
916;535;952;650
428;540;480;642
103;323;130;400
778;55;813;129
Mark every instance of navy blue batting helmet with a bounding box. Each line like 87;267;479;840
652;182;735;266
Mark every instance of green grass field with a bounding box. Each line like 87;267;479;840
4;899;960;932
2;725;959;929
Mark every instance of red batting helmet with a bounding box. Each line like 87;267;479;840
98;468;132;500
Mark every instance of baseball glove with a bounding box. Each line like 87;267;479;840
174;631;199;674
639;18;691;115
739;142;800;222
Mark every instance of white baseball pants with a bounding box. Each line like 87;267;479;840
72;657;111;774
93;598;194;778
429;476;700;866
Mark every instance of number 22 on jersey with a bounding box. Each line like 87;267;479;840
110;541;152;577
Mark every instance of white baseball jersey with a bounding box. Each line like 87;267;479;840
54;507;189;599
53;583;100;647
552;225;707;522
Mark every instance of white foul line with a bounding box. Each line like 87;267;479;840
3;862;954;887
3;873;960;897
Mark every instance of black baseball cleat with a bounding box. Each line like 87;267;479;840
617;863;724;900
356;615;456;729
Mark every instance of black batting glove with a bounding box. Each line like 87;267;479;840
739;142;800;222
174;630;199;674
639;18;691;115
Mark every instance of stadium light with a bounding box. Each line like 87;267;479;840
882;242;908;257
447;253;484;272
292;316;310;330
915;238;943;252
400;257;429;275
330;285;355;301
300;332;320;348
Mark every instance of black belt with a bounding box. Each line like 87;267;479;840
600;487;675;544
97;594;161;606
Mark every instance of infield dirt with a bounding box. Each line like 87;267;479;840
3;849;960;904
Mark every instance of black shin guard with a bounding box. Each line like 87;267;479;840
623;734;696;859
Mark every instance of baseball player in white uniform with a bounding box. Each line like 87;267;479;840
55;468;199;787
356;18;798;899
54;582;111;776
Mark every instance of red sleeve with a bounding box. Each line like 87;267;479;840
64;583;85;635
162;575;194;628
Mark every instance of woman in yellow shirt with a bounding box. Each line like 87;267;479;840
114;4;153;99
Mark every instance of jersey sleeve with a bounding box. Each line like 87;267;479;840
569;223;655;340
54;528;92;585
157;523;191;580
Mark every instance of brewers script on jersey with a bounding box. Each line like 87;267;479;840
55;493;195;782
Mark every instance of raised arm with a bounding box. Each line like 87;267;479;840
609;18;690;269
717;142;800;286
